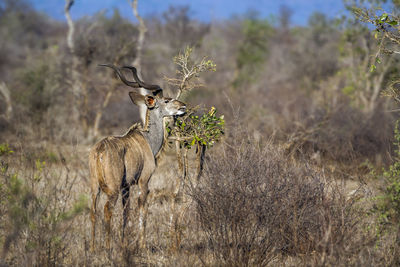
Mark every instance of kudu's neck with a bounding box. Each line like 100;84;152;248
141;108;165;157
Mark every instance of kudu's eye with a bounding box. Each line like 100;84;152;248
165;100;170;103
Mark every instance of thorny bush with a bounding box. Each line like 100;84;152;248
190;131;375;266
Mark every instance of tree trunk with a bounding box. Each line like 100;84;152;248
64;0;84;130
130;0;148;125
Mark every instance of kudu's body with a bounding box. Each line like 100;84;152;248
89;65;186;250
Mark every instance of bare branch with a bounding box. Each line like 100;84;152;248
64;0;75;54
0;82;12;120
165;47;216;100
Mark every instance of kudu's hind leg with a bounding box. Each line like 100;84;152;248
121;185;130;243
138;181;149;250
104;193;118;251
90;187;100;251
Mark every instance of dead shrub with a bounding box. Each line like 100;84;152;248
190;132;374;266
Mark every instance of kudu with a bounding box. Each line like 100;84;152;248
89;65;186;251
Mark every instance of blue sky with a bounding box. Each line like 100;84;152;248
30;0;347;25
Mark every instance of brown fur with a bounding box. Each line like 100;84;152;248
89;91;186;252
89;125;155;250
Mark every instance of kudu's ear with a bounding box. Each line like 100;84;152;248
144;95;156;108
129;92;156;108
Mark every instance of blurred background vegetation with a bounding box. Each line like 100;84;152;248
0;0;399;165
2;0;400;265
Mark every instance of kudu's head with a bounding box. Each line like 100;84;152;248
99;64;186;117
128;91;186;117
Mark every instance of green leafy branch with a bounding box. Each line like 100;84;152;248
165;46;224;210
165;46;224;156
168;106;225;149
353;7;400;101
353;8;400;61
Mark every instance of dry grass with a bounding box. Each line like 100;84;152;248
0;129;399;266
